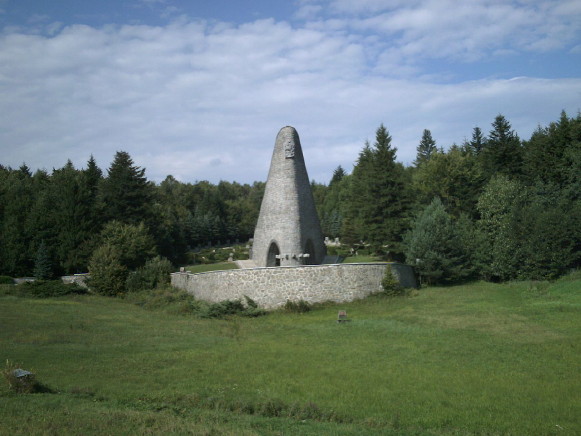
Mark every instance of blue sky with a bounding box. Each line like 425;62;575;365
1;0;580;184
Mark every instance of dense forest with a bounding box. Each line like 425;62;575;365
1;111;579;285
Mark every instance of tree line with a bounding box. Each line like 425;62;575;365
1;111;579;285
0;152;264;279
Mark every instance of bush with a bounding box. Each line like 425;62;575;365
124;287;266;318
125;285;200;311
12;280;86;298
126;256;173;292
87;244;127;296
201;298;266;319
204;300;245;318
99;221;157;270
283;299;312;313
0;276;14;285
381;265;403;296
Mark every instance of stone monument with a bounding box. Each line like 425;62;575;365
252;126;326;267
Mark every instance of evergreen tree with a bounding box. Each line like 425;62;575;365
346;125;411;257
33;240;53;280
480;114;523;178
329;165;346;186
469;127;486;155
0;167;34;275
414;129;437;167
412;147;484;218
514;185;581;279
523;110;576;189
100;151;154;226
404;198;471;284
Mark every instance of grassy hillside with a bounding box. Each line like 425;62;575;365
1;273;580;435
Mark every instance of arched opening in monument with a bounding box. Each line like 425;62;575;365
303;239;316;265
267;242;281;267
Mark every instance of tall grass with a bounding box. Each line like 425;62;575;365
1;273;580;434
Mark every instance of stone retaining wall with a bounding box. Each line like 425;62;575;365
171;263;417;309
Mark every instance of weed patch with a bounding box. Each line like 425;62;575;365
124;286;266;318
283;299;312;313
2;360;54;394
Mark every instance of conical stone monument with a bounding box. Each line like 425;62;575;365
252;126;326;267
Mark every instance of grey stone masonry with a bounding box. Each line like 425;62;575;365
252;126;326;267
171;263;417;309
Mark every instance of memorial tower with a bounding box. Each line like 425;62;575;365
252;126;326;267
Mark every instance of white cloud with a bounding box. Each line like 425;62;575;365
0;6;579;184
308;0;581;63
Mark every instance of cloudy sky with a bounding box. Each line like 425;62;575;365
1;0;580;184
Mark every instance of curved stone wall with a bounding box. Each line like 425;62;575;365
171;263;417;309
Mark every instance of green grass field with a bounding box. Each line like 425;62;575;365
1;273;580;435
342;254;383;263
185;262;239;273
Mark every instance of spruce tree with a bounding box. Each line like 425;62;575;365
329;165;346;186
0;167;34;275
33;240;53;280
100;151;154;226
480;114;523;178
414;129;437;167
346;124;411;257
403;197;470;284
469;127;486;155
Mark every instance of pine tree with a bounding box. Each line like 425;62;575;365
414;129;437;167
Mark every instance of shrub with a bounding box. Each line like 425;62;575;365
283;299;312;313
0;276;14;285
204;300;246;318
381;265;403;296
87;244;127;296
13;280;86;298
124;287;266;318
200;298;266;319
99;221;157;270
124;285;202;313
126;256;173;292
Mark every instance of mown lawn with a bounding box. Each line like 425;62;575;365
1;273;580;435
185;262;239;273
